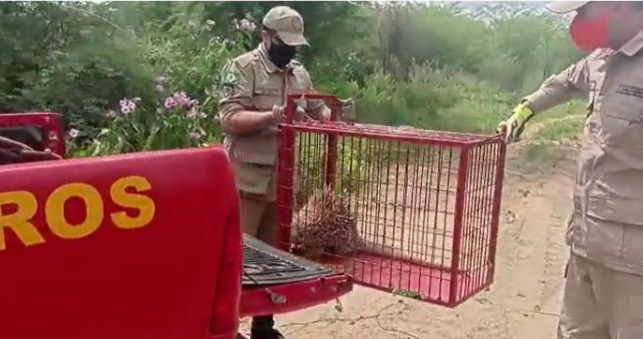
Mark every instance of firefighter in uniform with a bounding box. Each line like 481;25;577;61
498;1;643;338
217;6;351;339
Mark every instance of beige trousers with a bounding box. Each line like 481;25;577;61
557;253;643;339
240;195;278;246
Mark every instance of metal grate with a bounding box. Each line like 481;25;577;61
276;95;506;307
242;235;333;287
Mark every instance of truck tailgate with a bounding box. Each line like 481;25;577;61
242;235;333;286
240;235;352;317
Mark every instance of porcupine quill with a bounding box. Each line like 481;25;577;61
289;186;359;259
289;187;396;259
290;186;433;267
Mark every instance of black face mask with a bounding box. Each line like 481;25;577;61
268;42;297;69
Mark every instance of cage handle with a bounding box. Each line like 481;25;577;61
474;133;505;145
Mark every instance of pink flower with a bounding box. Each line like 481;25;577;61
189;130;205;140
119;97;139;115
240;19;256;32
164;97;177;109
164;91;197;111
172;91;191;107
234;18;256;32
68;129;79;139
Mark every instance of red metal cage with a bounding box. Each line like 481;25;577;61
277;95;506;307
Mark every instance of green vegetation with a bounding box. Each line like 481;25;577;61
392;288;422;300
0;1;587;156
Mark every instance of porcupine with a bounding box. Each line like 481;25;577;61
289;186;401;258
290;185;438;267
289;186;360;259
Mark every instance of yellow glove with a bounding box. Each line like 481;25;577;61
496;103;534;143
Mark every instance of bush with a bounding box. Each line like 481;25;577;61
0;1;584;160
68;3;253;156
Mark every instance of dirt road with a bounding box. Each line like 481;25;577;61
241;142;579;339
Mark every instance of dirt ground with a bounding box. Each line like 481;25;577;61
241;131;580;339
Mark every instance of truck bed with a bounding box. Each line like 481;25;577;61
240;235;353;317
242;235;333;286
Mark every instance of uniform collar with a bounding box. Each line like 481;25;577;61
258;43;279;73
257;43;294;73
619;30;643;57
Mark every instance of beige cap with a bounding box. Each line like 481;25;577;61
262;6;308;46
545;1;590;14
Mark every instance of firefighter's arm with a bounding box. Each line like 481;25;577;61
220;108;277;135
217;60;280;135
315;104;332;121
296;66;327;121
522;57;590;114
316;99;353;122
498;57;590;142
292;64;353;122
305;92;353;122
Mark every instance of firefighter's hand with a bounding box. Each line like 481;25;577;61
272;104;285;123
339;98;355;120
272;104;306;123
497;103;534;143
338;98;355;123
294;105;306;121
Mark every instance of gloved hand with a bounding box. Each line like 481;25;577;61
272;104;285;123
272;104;306;123
497;103;534;143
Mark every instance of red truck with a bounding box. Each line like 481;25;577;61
0;95;505;338
0;112;353;339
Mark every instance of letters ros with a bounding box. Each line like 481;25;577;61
0;175;155;251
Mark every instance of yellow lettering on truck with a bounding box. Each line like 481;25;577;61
0;176;155;251
0;191;44;250
45;183;104;240
110;176;155;229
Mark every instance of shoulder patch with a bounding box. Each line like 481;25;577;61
216;57;250;101
220;62;242;87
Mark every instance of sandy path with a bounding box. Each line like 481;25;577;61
241;141;579;338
